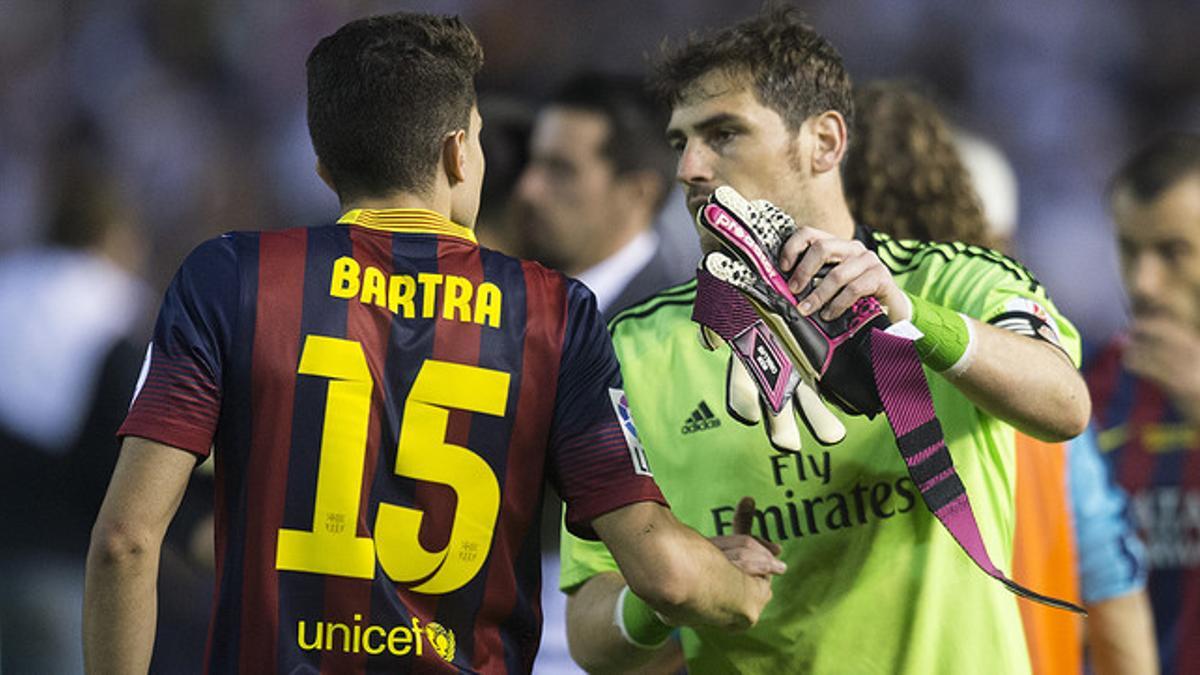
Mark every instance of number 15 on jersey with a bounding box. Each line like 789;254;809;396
276;335;510;594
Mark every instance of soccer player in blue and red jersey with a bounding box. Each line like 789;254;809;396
82;12;775;675
1088;133;1200;675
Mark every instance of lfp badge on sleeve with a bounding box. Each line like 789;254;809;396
609;388;653;477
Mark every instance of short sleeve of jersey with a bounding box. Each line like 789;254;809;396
118;235;239;457
1069;427;1148;603
549;280;666;541
877;236;1082;367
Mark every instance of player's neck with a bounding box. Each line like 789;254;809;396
789;175;856;239
341;190;451;221
800;194;856;240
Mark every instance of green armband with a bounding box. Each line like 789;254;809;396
907;293;976;376
614;586;673;649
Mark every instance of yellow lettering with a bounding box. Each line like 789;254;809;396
363;626;386;655
443;276;473;322
326;622;351;653
419;273;443;317
297;620;322;651
389;275;416;317
474;283;502;328
361;266;387;308
294;616;455;660
388;625;413;656
412;617;423;656
331;257;360;299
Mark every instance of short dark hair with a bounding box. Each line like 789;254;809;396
844;81;991;247
306;12;483;201
1110;133;1200;203
650;4;853;134
548;72;675;210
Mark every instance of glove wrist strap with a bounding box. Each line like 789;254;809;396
614;586;673;649
907;293;975;374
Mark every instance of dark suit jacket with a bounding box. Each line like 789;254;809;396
602;244;694;323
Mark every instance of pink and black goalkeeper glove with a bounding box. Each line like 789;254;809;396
691;186;891;451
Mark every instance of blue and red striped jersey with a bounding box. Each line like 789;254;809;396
1087;337;1200;675
120;208;665;674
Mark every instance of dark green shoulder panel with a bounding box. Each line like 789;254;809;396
871;231;1043;294
607;278;696;335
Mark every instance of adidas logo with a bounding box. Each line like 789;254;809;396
682;401;721;434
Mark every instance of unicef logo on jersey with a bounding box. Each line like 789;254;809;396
609;388;653;477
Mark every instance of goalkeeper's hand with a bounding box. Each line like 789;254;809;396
694;274;845;452
692;186;893;447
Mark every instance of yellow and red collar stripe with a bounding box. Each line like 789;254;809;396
337;208;477;244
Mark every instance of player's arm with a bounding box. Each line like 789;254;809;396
1068;429;1158;674
567;499;783;673
566;573;687;675
84;436;195;674
779;230;1089;441
1085;589;1159;675
937;318;1089;441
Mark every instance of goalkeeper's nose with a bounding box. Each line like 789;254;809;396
676;145;717;191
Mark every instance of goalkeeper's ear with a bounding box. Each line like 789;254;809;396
804;110;849;175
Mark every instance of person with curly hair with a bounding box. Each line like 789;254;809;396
844;81;993;248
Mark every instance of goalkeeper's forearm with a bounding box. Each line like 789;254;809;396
565;572;687;674
946;318;1090;441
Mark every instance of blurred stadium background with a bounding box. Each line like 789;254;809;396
0;2;1197;670
2;0;1198;348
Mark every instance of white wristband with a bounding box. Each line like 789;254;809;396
941;314;977;379
613;586;672;649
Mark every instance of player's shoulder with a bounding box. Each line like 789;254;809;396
869;228;1042;292
507;254;591;305
607;278;697;338
180;231;249;271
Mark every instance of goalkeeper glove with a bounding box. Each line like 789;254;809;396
692;186;891;445
694;268;845;451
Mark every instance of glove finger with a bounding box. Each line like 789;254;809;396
794;379;847;445
763;400;802;453
726;356;762;425
710;186;756;228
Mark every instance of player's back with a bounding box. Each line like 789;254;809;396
124;209;588;673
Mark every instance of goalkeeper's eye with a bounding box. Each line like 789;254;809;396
709;128;738;149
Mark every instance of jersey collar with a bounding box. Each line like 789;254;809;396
854;222;878;251
337;208;477;244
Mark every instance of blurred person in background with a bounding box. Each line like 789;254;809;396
560;7;1090;673
0;150;151;673
83;12;774;674
512;71;693;322
474;94;534;255
510;70;705;675
846;80;1156;675
1088;133;1200;675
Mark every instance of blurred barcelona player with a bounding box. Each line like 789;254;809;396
82;12;775;675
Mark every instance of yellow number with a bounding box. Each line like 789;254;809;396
275;336;509;595
276;336;376;578
376;361;508;593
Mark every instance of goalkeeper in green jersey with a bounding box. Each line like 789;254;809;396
559;6;1090;675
